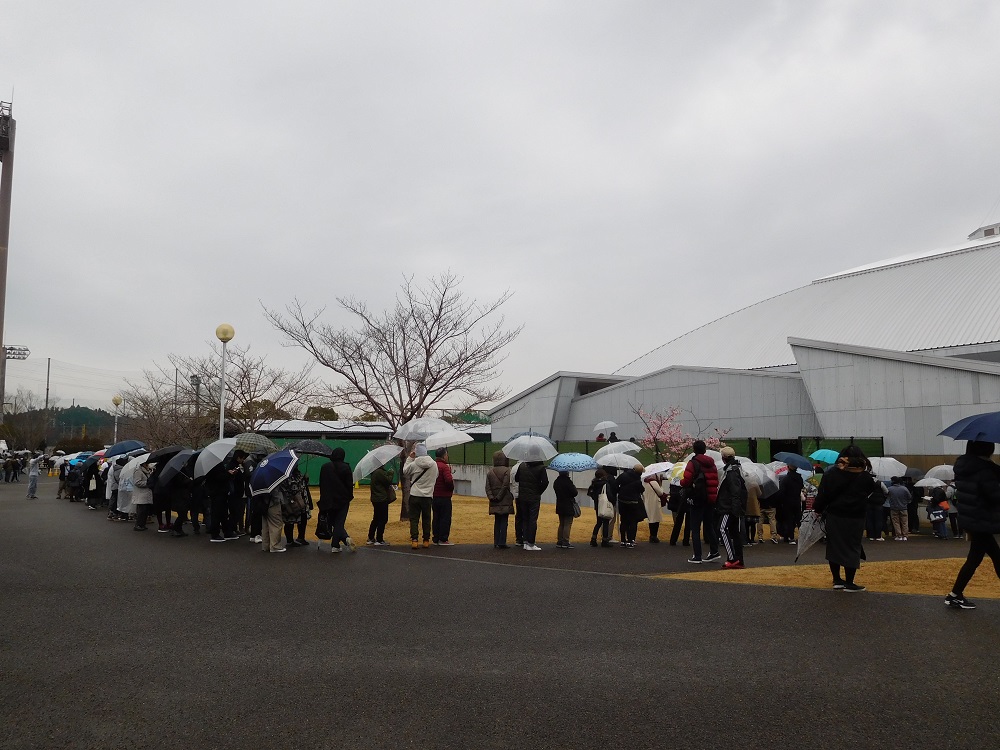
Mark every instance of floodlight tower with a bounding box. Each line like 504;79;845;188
0;103;15;424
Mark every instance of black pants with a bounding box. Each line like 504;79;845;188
328;503;351;546
592;508;611;542
952;532;1000;595
249;507;263;537
369;502;389;542
865;504;885;540
688;503;718;559
432;496;453;543
907;501;920;533
228;494;246;533
284;517;307;543
172;507;189;532
209;494;233;538
619;503;640;543
719;513;743;563
669;507;690;545
493;513;510;546
516;499;540;545
745;515;759;543
949;513;961;538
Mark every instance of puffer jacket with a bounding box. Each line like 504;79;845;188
953;453;1000;534
514;462;548;502
553;474;578;516
403;455;438;498
680;453;719;504
615;468;644;505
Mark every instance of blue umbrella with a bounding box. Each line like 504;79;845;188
939;411;1000;442
774;452;813;471
249;449;299;496
104;440;147;459
809;449;840;464
547;452;600;472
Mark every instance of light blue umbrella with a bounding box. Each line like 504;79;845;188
809;448;840;464
547;452;599;472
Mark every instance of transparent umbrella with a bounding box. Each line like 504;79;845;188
353;445;404;482
393;417;453;442
914;477;947;488
593;441;642;460
593;420;618;433
795;510;826;562
194;438;238;479
869;456;907;481
597;453;642;469
641;461;675;481
425;429;474;451
925;464;954;481
503;434;558;462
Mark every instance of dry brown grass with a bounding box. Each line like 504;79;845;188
307;490;999;599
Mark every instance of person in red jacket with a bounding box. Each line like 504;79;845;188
432;447;456;545
680;440;720;563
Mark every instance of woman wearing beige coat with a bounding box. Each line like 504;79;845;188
485;451;515;549
642;475;666;543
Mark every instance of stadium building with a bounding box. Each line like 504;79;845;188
490;224;1000;468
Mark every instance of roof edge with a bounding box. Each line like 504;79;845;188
788;337;1000;376
488;371;624;415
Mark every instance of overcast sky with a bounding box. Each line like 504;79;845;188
3;1;1000;411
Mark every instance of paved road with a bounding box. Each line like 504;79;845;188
2;476;995;749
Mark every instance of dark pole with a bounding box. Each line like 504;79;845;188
44;357;50;411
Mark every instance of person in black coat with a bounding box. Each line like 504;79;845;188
587;468;615;547
514;461;548;550
945;440;1000;609
553;470;578;549
814;445;879;591
615;465;644;548
776;468;804;544
319;447;356;552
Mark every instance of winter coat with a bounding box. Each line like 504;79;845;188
485;465;514;515
745;477;761;517
403;455;438;498
814;461;879;519
776;470;804;521
615;469;644;505
553;474;578;517
131;464;154;506
318;447;354;511
953;453;1000;534
433;458;455;498
642;477;665;524
715;461;747;516
369;466;393;504
886;484;911;511
514;462;548;503
680;453;719;504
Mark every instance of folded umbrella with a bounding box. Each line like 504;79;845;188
795;510;826;562
353;445;404;482
250;449;299;496
104;440;147;459
282;439;333;457
547;453;600;473
503;434;558;462
234;432;278;456
194;438;238;479
939;411;1000;442
593;441;642;460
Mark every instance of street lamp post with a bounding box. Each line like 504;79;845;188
112;395;122;443
189;374;201;447
215;324;235;440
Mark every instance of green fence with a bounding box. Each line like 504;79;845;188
273;438;387;486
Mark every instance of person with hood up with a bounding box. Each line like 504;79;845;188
553;470;578;549
813;445;879;592
944;440;1000;610
403;444;438;549
514;460;548;551
615;463;645;548
776;465;805;545
485;451;514;549
680;440;720;563
366;464;394;546
319;447;356;553
432;448;456;546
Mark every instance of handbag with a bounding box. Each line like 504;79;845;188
928;509;946;522
387;484;397;504
315;511;332;539
597;489;615;519
572;498;582;518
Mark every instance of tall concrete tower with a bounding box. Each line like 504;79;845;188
0;102;16;422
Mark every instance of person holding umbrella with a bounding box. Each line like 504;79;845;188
813;445;879;592
403;445;438;549
553;470;578;549
432;448;456;546
319;447;357;553
366;464;394;546
485;451;514;549
944;440;1000;610
514;460;548;551
615;463;645;548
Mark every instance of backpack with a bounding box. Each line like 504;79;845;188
683;460;708;505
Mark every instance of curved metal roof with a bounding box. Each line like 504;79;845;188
616;235;1000;375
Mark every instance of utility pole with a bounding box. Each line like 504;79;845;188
0;102;16;425
44;357;50;410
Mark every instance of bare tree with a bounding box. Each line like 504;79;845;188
0;388;51;450
264;271;521;432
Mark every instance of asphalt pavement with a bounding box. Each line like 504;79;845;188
2;475;996;750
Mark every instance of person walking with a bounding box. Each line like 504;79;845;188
553;470;578;549
485;451;514;549
366;465;393;546
887;477;911;541
680;440;720;563
813;445;879;592
716;447;748;568
26;453;40;499
431;448;456;546
403;444;438;549
944;440;1000;610
319;447;357;553
514;460;548;551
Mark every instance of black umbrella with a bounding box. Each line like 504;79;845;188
146;445;186;465
158;449;198;486
904;467;925;480
283;439;333;457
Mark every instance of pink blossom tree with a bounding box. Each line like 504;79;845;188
629;402;731;461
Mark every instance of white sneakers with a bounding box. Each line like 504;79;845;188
523;543;541;551
251;535;262;544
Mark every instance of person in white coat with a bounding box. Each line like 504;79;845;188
131;463;155;531
643;473;667;543
403;444;438;549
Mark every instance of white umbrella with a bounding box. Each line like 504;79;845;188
641;461;674;481
353;445;404;482
869;456;907;481
597;453;642;469
914;477;947;488
925;464;954;481
503;434;558;462
424;429;474;451
119;452;152;488
393;417;453;442
593;441;642;460
593;420;618;433
194;437;238;479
